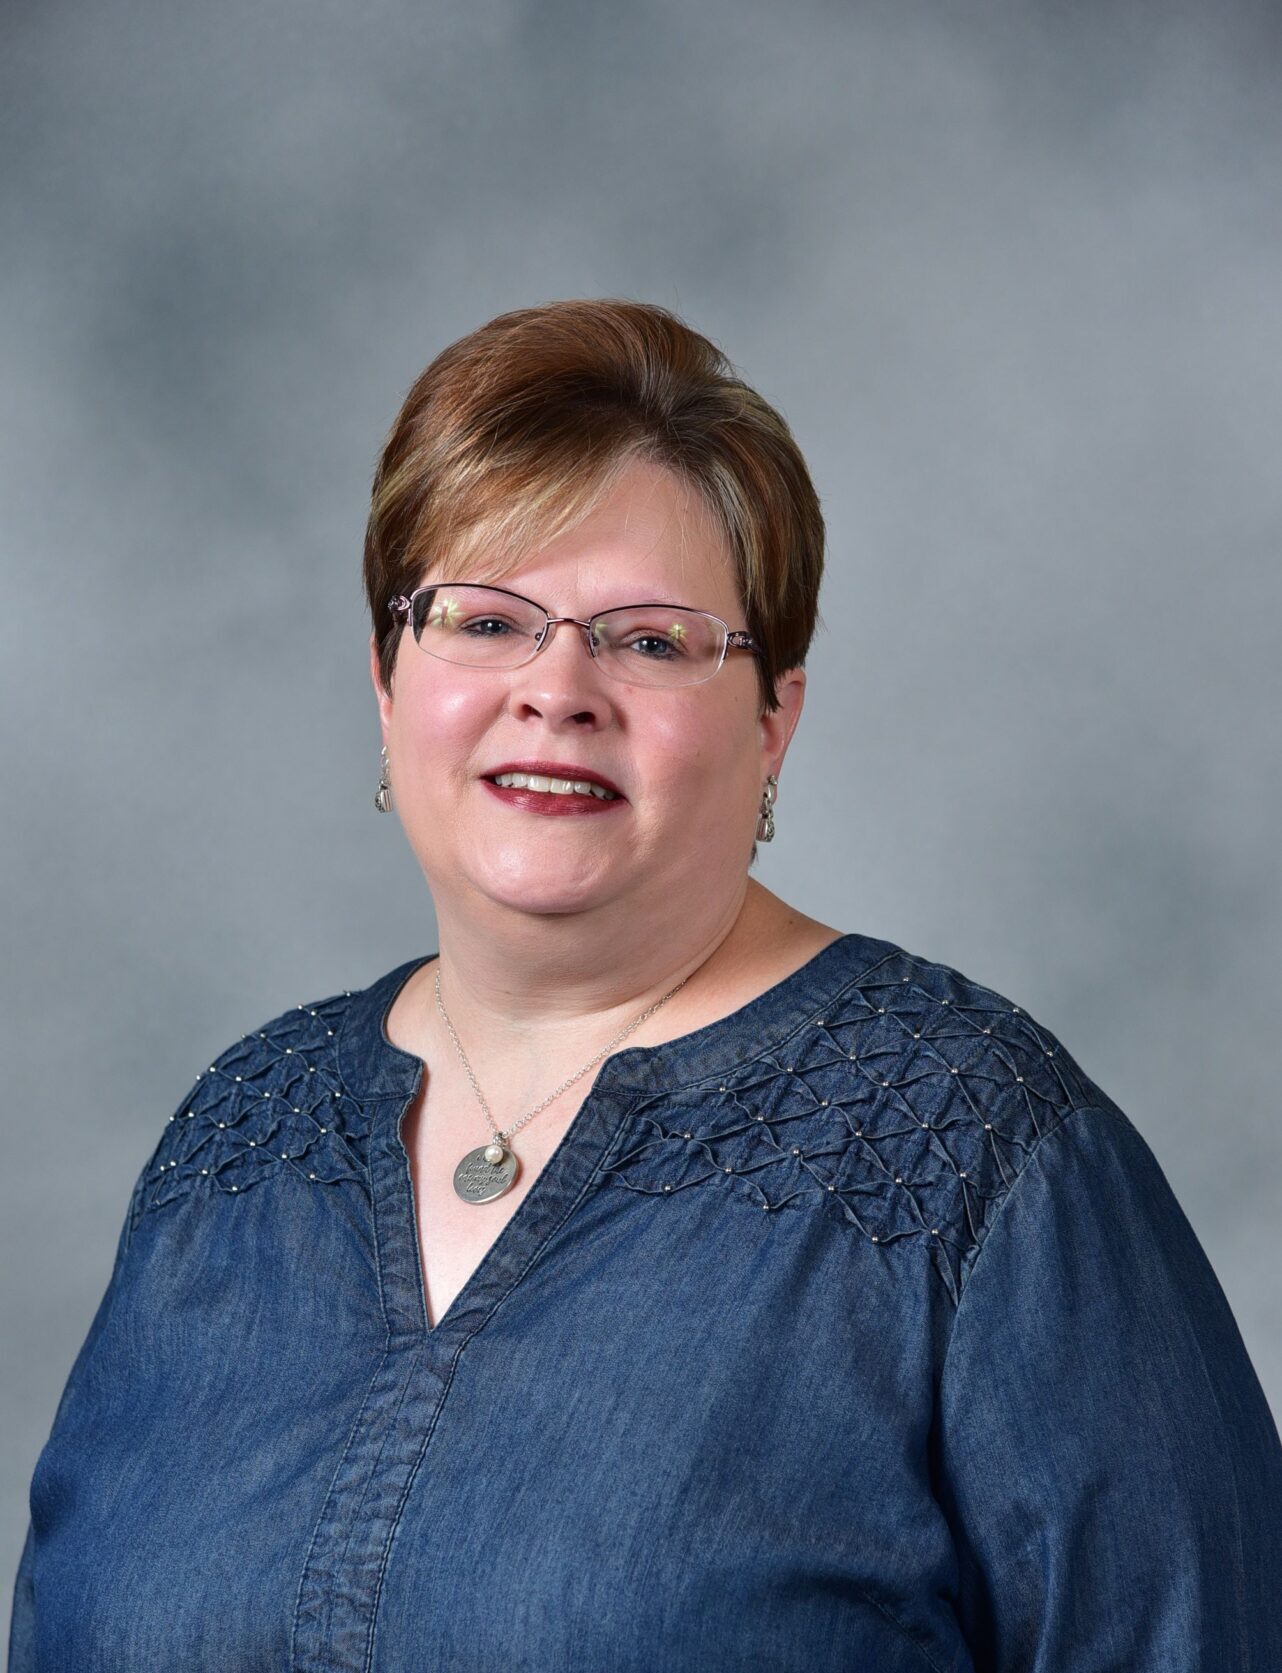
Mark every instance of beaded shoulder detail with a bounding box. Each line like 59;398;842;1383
133;988;368;1217
597;945;1121;1304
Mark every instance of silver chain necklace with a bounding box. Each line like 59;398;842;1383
434;961;690;1204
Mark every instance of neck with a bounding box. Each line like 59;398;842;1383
417;878;807;1085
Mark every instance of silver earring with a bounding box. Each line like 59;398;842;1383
756;773;778;842
374;744;393;813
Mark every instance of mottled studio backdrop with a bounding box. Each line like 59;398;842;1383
3;0;1280;1611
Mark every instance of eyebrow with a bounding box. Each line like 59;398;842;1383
422;582;705;613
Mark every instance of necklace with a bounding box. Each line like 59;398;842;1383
434;961;690;1204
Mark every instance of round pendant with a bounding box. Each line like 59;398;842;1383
453;1142;519;1204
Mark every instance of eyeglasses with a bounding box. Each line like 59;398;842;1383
388;582;764;690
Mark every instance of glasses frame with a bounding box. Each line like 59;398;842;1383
388;581;764;688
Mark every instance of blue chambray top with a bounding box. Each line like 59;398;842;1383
9;931;1282;1671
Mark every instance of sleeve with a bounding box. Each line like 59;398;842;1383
6;1523;36;1673
6;1132;163;1671
933;1102;1282;1672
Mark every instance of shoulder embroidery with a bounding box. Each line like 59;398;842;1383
136;989;371;1216
598;947;1120;1303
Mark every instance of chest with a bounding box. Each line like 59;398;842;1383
400;1067;590;1330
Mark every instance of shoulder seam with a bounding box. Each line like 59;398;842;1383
953;1100;1103;1310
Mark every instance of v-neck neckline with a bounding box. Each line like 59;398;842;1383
345;931;890;1342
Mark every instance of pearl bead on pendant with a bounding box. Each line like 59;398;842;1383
454;1141;519;1203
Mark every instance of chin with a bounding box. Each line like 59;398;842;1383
474;858;621;917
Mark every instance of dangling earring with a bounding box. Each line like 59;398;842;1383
374;744;393;813
756;773;778;842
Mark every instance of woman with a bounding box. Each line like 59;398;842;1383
10;299;1282;1670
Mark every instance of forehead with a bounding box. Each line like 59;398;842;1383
429;458;742;612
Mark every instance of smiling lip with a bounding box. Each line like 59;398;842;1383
482;760;625;798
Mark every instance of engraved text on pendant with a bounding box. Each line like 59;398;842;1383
454;1143;519;1203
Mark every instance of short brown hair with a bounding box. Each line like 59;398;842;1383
363;298;826;714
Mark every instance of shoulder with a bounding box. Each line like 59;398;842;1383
607;930;1126;1304
127;974;382;1227
823;936;1138;1298
816;930;1121;1127
811;932;1128;1289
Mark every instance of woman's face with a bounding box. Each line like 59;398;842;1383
369;456;806;933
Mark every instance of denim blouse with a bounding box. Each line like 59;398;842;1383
9;930;1282;1671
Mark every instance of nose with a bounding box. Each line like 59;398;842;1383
507;615;612;723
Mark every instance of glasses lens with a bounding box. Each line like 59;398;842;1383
411;585;544;667
590;606;725;687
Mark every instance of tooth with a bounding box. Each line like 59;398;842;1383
492;771;617;799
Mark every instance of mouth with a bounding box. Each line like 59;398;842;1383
481;762;624;802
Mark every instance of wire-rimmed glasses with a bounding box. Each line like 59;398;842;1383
388;582;763;689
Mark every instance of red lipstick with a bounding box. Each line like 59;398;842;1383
480;760;627;817
482;759;624;797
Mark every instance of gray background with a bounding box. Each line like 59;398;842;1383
4;0;1280;1617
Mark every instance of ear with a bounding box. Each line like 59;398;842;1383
370;630;394;741
757;666;806;778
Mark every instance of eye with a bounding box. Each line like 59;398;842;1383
620;619;696;658
623;633;684;660
422;594;527;636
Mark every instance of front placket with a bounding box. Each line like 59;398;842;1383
291;1050;645;1672
290;1075;448;1673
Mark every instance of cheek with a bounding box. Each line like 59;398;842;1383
392;673;493;776
638;698;756;803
